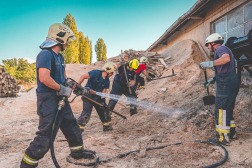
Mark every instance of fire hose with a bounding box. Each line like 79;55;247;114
50;78;126;168
51;78;228;168
66;139;228;168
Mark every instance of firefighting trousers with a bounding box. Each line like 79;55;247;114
77;95;111;127
136;74;145;87
215;70;239;143
21;92;83;167
107;80;137;115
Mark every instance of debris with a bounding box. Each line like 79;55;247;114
110;49;171;77
0;68;20;97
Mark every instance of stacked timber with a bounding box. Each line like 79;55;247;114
110;50;174;77
0;67;20;97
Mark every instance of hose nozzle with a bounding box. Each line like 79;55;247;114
89;89;96;95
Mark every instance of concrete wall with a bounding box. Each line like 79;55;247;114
151;0;250;58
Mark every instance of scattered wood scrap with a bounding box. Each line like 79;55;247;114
110;49;175;77
0;67;20;97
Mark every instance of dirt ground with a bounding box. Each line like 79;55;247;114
0;40;252;168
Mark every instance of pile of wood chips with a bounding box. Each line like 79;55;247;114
0;68;20;97
110;49;174;77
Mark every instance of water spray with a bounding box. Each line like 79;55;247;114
95;92;185;117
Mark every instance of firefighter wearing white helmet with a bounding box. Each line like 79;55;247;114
135;56;155;89
76;62;117;132
40;23;76;50
20;23;93;168
199;33;239;146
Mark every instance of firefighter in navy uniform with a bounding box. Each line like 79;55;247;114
76;62;117;132
20;23;93;168
200;33;239;145
103;59;139;130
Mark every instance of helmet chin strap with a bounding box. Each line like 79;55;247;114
210;43;217;52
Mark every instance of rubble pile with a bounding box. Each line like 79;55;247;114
0;67;20;97
110;49;175;77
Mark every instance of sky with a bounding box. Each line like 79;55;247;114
0;0;198;65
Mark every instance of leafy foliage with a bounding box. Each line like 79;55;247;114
2;58;36;83
61;13;92;64
79;32;92;64
62;13;80;63
95;38;107;61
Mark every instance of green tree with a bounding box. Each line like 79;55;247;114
79;33;92;65
2;58;36;83
79;32;85;64
89;41;92;64
102;43;107;60
2;59;17;77
95;38;107;61
83;36;91;64
62;13;79;63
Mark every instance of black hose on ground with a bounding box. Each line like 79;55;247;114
50;108;61;168
66;139;228;168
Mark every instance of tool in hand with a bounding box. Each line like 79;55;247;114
203;69;215;105
120;55;132;94
149;69;176;81
82;95;127;125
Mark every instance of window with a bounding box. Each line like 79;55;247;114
212;1;252;42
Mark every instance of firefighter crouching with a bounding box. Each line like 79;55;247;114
76;62;117;132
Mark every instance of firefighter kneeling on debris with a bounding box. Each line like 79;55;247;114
21;23;93;168
200;33;239;145
135;56;155;89
105;59;139;125
76;62;117;132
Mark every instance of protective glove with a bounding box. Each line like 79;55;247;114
100;98;108;107
57;84;72;97
148;72;155;78
127;82;132;88
147;77;151;81
204;78;216;87
118;61;125;67
199;61;214;69
82;87;91;95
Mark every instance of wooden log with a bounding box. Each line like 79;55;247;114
159;58;169;69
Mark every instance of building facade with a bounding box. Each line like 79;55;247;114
148;0;252;58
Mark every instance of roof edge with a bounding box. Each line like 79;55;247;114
147;0;211;51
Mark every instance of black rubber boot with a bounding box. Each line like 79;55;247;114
230;132;237;139
130;107;138;116
103;124;114;132
20;160;38;168
71;149;94;159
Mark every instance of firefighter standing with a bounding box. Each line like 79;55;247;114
77;62;117;132
20;23;93;168
200;33;239;145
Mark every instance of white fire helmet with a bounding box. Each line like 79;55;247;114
102;62;117;73
205;33;224;47
140;56;148;63
40;23;76;49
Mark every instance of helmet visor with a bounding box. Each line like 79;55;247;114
68;35;77;41
40;38;58;49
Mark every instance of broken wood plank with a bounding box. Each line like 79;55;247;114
159;58;169;69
